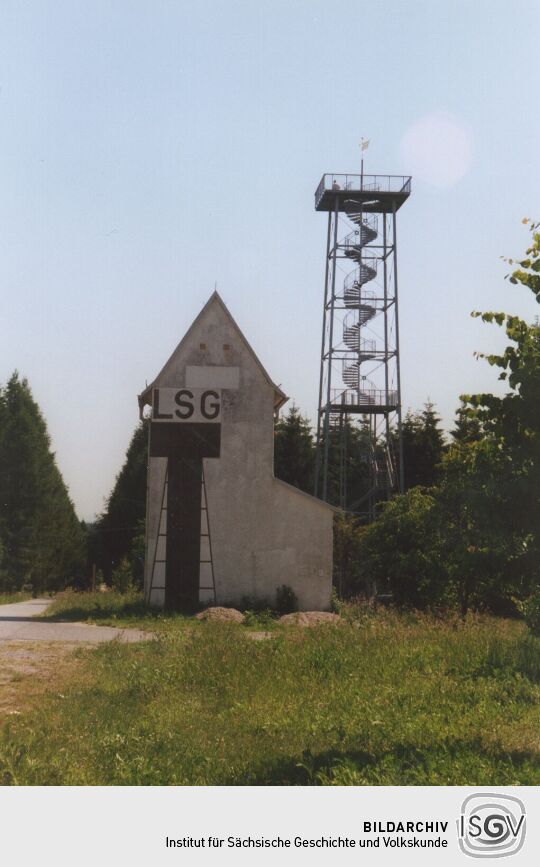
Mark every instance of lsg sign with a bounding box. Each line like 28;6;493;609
152;388;222;423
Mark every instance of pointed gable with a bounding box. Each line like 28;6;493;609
138;292;287;417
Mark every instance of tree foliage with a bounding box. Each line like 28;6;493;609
359;222;540;613
361;488;447;608
451;400;483;444
273;406;371;510
333;512;369;597
390;402;446;490
273;405;315;493
317;416;371;509
89;420;149;585
0;373;85;591
459;219;540;597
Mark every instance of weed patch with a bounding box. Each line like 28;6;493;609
0;592;33;606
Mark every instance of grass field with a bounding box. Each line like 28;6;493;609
40;590;279;631
0;595;538;785
39;589;180;630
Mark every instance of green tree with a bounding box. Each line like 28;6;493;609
90;420;149;582
460;219;540;595
129;519;146;590
417;401;446;485
317;415;371;509
364;222;540;613
110;557;136;593
438;438;519;614
451;400;483;444
274;405;315;493
333;512;369;597
361;488;447;608
0;373;85;591
390;402;446;491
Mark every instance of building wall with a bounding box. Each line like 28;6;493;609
144;299;334;611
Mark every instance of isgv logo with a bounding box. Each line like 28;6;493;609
457;793;526;858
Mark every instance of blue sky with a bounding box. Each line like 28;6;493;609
1;0;539;519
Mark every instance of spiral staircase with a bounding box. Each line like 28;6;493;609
340;219;380;404
334;209;398;505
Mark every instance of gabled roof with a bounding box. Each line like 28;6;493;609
138;291;288;415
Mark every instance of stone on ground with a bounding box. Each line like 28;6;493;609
279;611;341;627
195;606;244;623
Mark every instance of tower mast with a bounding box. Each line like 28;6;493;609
313;165;411;518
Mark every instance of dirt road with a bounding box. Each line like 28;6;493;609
0;598;152;716
0;598;150;643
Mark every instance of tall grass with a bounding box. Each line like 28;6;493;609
0;591;33;605
39;590;184;631
0;607;538;785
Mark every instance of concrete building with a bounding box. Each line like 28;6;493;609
138;292;334;611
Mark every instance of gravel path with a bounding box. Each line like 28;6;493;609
0;598;152;644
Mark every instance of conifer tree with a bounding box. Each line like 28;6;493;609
316;415;371;509
0;373;85;591
391;402;446;490
273;405;315;493
90;420;149;582
451;400;483;443
416;401;446;486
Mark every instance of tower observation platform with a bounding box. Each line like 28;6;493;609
313;171;412;519
315;174;411;213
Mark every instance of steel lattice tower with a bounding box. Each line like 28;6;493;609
313;172;411;518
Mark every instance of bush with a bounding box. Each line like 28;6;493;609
361;488;448;609
242;608;276;629
330;587;343;614
275;584;298;614
333;513;370;597
129;521;146;590
110;558;135;594
521;590;540;636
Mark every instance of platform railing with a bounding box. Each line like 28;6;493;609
330;388;398;408
315;174;411;207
